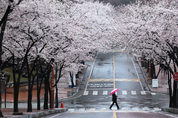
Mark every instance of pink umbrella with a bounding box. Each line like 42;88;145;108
110;88;119;95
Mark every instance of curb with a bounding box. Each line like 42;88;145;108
3;108;67;118
162;107;178;114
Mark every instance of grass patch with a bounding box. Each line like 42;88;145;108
3;67;30;82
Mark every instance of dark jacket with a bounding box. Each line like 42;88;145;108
112;93;117;102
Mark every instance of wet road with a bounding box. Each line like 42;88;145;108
44;52;177;118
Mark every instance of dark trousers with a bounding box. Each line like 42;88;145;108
109;101;119;109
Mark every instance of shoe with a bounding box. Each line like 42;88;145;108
109;108;112;110
117;108;120;110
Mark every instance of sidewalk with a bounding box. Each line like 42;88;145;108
1;108;67;118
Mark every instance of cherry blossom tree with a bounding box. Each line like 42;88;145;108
2;0;117;112
113;0;178;108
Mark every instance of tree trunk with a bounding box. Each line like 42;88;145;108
44;76;49;109
168;71;173;107
37;72;41;110
55;65;58;108
70;72;74;88
27;89;32;112
44;63;52;109
37;60;45;110
48;80;51;108
27;59;32;112
55;85;58;108
173;80;178;108
13;84;19;112
27;57;38;112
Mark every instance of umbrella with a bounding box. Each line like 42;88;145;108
110;88;119;95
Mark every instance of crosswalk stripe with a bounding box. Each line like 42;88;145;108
89;108;96;111
93;91;98;95
121;107;128;110
83;91;89;95
103;91;108;95
141;91;146;95
100;108;106;110
68;107;162;112
79;108;85;111
132;107;139;111
68;109;74;112
122;90;127;95
142;107;149;111
131;91;136;95
82;90;157;96
151;92;156;95
154;108;161;111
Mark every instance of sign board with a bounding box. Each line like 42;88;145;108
173;72;178;81
152;79;158;88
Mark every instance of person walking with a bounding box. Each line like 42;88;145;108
109;93;119;110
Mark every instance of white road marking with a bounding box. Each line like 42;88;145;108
84;53;98;92
131;91;136;95
49;114;61;118
122;90;127;95
151;92;156;95
142;107;149;111
141;91;146;95
83;90;158;96
68;107;163;113
89;108;96;111
100;108;106;110
79;108;85;111
93;91;98;95
154;108;161;111
83;91;89;95
131;57;144;91
103;91;108;95
132;107;139;111
121;107;128;110
68;109;74;112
